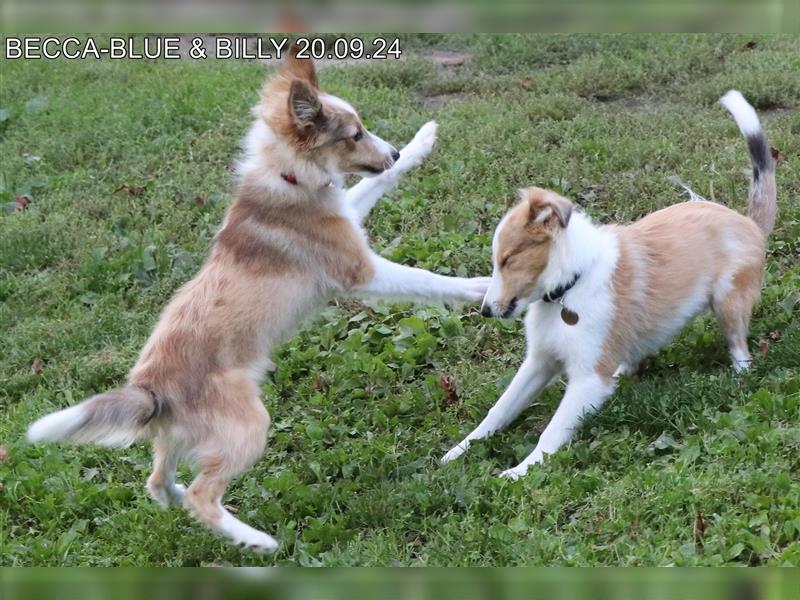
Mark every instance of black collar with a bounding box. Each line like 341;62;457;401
542;273;580;304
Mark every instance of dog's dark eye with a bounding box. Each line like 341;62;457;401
353;130;363;142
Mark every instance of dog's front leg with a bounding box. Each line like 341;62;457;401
499;374;616;481
346;121;438;223
351;253;489;304
441;356;557;464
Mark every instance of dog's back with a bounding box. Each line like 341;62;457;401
601;200;766;376
600;91;777;376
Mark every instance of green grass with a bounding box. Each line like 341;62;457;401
1;34;799;566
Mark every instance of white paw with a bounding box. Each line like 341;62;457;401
458;276;491;303
234;530;280;554
440;442;469;464
732;359;751;374
612;363;634;378
394;121;438;173
498;466;527;481
220;512;280;554
148;482;187;508
167;483;186;505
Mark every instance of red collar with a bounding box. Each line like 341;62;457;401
280;172;335;189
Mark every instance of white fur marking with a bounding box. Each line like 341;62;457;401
534;206;553;223
354;254;489;305
27;405;86;443
720;90;762;137
499;374;616;480
218;506;279;553
731;347;751;373
320;93;357;116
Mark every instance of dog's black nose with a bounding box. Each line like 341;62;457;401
480;303;492;318
391;149;401;162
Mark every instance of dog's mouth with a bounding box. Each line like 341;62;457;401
356;164;385;174
481;296;518;319
500;297;519;318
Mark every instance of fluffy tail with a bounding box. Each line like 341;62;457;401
719;90;777;236
27;386;161;448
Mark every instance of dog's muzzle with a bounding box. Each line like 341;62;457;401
481;296;517;318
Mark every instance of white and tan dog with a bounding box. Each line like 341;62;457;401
26;47;489;551
442;90;777;480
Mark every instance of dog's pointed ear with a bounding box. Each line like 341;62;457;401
282;42;318;88
521;187;573;230
288;79;323;131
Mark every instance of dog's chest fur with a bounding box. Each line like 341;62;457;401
214;181;373;289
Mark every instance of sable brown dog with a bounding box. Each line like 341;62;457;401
27;47;489;551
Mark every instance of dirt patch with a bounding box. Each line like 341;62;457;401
414;49;474;108
427;50;472;69
416;92;470;109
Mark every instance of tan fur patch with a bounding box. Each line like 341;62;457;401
597;201;765;378
281;43;319;88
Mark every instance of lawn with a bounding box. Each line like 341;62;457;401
1;34;799;566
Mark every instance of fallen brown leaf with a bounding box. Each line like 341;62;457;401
743;40;757;50
694;511;706;547
438;374;459;405
769;330;781;341
0;445;7;463
770;146;784;165
520;78;535;89
113;184;145;196
195;195;205;206
312;372;326;393
31;357;43;374
15;195;30;210
476;348;497;360
758;338;769;357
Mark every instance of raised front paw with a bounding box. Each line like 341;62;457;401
457;276;491;303
394;121;438;173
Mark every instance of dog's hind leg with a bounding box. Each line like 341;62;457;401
499;373;615;480
713;266;761;373
184;462;277;553
182;375;277;553
147;437;186;508
441;357;557;464
346;121;437;222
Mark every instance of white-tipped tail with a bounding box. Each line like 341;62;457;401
720;90;762;136
26;386;159;448
27;405;87;443
719;89;777;237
